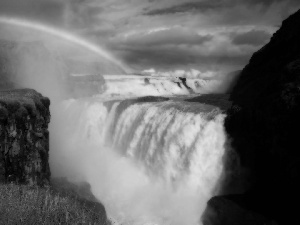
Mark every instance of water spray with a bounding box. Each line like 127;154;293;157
0;16;130;74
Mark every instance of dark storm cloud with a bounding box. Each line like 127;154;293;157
243;0;300;6
121;28;213;47
1;0;300;73
114;40;250;71
122;47;249;71
144;0;299;16
120;0;300;72
231;30;271;47
144;0;227;15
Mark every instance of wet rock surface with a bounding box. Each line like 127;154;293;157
202;195;274;225
212;9;300;225
0;89;50;185
185;94;231;111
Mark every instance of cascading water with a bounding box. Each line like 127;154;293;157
50;98;227;225
1;17;228;225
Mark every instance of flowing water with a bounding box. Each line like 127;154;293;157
0;18;228;225
50;97;227;225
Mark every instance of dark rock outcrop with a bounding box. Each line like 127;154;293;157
218;9;300;225
222;70;241;94
202;196;273;225
50;177;110;225
178;77;193;91
0;89;50;185
185;94;231;111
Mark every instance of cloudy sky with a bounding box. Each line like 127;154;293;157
1;0;300;74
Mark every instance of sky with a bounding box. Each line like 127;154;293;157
1;0;300;75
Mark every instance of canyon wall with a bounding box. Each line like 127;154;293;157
0;89;50;185
215;8;300;225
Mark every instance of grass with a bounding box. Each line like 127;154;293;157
0;183;109;225
0;88;50;118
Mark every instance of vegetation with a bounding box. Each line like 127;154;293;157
0;183;109;225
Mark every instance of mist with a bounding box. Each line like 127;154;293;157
48;98;227;225
0;18;229;225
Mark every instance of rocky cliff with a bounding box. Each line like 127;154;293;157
213;9;300;225
0;89;50;185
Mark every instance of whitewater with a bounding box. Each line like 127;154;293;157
0;19;228;225
50;90;227;225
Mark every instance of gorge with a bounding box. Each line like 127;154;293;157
1;7;300;225
0;18;229;225
50;95;228;225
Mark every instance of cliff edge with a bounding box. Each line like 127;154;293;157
0;89;50;185
214;8;300;225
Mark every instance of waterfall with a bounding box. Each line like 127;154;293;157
1;16;228;225
50;98;227;225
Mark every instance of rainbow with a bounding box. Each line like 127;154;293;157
0;16;129;73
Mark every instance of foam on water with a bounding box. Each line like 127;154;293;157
100;75;223;100
50;98;227;225
0;16;227;225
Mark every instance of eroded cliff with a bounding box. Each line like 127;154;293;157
0;89;50;185
213;8;300;225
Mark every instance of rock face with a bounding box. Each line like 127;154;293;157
0;89;50;185
202;196;272;225
223;9;300;225
50;178;110;225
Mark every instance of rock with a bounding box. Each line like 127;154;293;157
178;77;193;92
230;9;300;108
0;89;50;185
202;196;273;225
185;94;231;111
222;70;241;94
50;177;110;225
144;77;150;85
223;9;300;225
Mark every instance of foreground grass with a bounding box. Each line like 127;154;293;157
0;183;109;225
